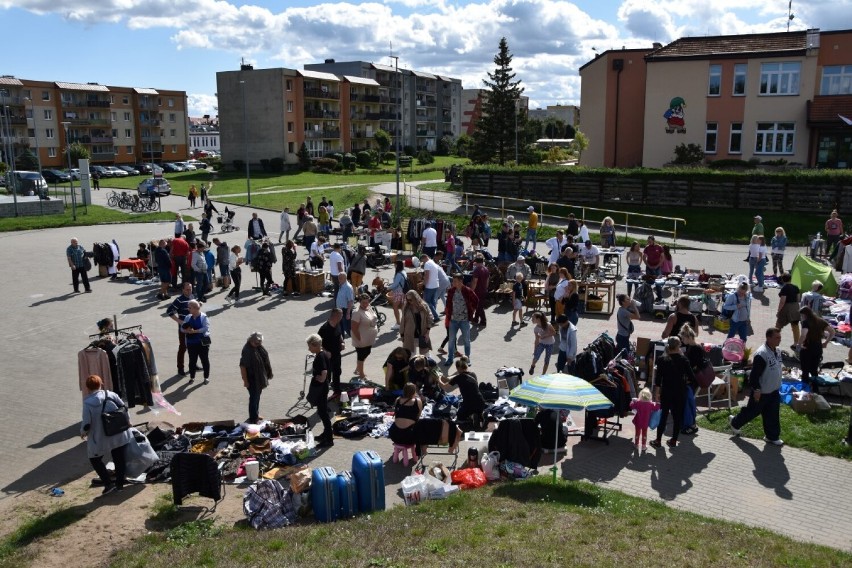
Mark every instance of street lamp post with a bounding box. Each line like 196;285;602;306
0;90;19;216
240;79;251;205
390;55;400;218
61;121;77;221
514;98;519;166
144;95;156;174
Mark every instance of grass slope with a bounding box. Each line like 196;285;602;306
0;205;184;232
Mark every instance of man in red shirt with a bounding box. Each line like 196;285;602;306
825;209;844;260
169;235;191;287
642;236;664;302
368;210;382;250
470;255;491;328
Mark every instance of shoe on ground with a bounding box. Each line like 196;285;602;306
316;436;334;448
648;440;661;449
178;369;188;377
390;323;400;331
763;436;784;446
728;415;741;435
529;366;535;375
666;439;678;448
444;360;453;367
85;289;92;293
188;378;195;384
519;322;528;327
437;348;447;355
203;378;209;385
99;484;117;497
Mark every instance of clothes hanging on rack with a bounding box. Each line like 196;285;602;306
113;338;154;407
108;240;120;276
78;345;114;396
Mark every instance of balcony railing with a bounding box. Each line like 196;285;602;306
6;116;27;125
91;136;112;143
304;108;340;119
68;118;110;127
91;152;115;161
304;87;339;100
416;130;437;137
304;130;340;139
351;94;381;103
87;100;111;108
68;136;91;144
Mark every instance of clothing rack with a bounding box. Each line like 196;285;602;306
88;314;142;341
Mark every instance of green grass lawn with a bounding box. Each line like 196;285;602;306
213;186;373;212
0;205;185;232
106;476;850;568
699;404;852;460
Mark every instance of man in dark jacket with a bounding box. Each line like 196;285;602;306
318;309;345;399
248;212;267;240
240;332;273;424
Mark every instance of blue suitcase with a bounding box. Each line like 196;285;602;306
311;466;339;523
337;470;359;518
352;450;385;513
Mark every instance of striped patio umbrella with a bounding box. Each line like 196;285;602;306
509;373;613;481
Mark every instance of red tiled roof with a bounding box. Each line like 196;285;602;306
808;95;852;125
647;31;807;60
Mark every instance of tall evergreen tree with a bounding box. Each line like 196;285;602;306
470;37;525;165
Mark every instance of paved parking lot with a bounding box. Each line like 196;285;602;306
1;187;850;551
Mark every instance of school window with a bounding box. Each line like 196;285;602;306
755;122;795;154
759;62;800;95
287;101;293;112
43;109;52;120
729;123;743;154
48;148;56;157
733;64;747;95
41;91;50;101
124;112;131;121
286;80;293;91
27;128;35;138
707;65;722;96
820;65;852;95
160;129;165;137
705;123;718;153
45;128;54;139
157;97;162;106
125;128;132;137
287;121;294;133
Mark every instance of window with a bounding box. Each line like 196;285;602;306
158;98;162;106
43;109;52;120
759;62;800;95
27;128;35;138
41;91;50;101
23;89;31;99
287;121;294;133
111;112;117;121
48;148;56;158
171;145;177;153
124;112;131;121
729;123;743;154
821;65;852;95
114;146;119;155
45;128;54;139
288;142;295;153
708;65;722;96
169;113;176;122
125;128;132;138
733;64;747;95
287;101;293;112
122;96;129;104
286;80;293;91
755;122;795;154
126;146;133;154
705;123;718;153
112;129;118;137
168;98;174;107
170;129;176;137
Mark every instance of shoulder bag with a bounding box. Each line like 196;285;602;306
101;392;130;436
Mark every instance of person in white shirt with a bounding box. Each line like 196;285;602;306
578;221;590;244
309;236;327;269
278;207;292;244
545;230;566;265
434;250;451;308
422;223;438;257
579;240;600;278
421;253;441;320
328;242;346;296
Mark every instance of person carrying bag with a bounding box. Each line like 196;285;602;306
81;375;134;496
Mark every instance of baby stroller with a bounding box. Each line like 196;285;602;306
217;207;239;233
357;281;388;329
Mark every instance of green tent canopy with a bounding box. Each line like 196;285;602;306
789;254;838;297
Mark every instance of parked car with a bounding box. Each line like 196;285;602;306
64;168;81;181
135;163;153;175
186;159;207;170
118;165;140;175
104;166;128;177
162;162;182;173
41;169;72;184
138;178;172;197
90;165;110;178
177;161;197;171
5;171;48;197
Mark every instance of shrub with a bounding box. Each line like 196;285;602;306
270;157;285;172
437;135;454;156
312;157;338;172
201;157;222;171
342;153;357;168
707;158;755;170
328;152;344;163
232;159;245;171
356;150;374;168
297;143;311;171
382;151;397;164
260;158;271;172
416;149;435;165
403;145;415;156
311;166;334;174
672;143;704;165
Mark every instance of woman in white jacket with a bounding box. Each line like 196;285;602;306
278;207;292;244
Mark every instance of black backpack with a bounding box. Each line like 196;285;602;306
400;274;411;293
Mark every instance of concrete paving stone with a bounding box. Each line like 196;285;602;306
1;182;849;552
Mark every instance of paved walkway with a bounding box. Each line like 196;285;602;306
2;182;849;553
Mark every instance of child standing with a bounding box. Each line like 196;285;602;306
511;273;525;327
630;388;660;450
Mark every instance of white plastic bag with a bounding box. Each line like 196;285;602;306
481;451;501;481
401;475;428;506
813;394;831;411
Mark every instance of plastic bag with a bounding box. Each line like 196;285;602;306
648;408;662;430
401;475;428;506
480;451;501;481
124;428;158;478
450;467;487;490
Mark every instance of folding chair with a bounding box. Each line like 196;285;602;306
695;364;733;410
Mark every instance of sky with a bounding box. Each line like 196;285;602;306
2;0;850;118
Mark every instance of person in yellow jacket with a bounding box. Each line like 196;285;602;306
524;206;539;252
188;184;198;208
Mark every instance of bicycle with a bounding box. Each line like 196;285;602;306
106;190;119;207
116;192;134;209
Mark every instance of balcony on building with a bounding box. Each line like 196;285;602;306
304;129;341;139
305;108;340;119
91;151;115;161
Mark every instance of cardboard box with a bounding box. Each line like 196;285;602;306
791;396;816;414
635;337;652;357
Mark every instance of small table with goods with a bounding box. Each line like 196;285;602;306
296;270;326;294
580;280;616;315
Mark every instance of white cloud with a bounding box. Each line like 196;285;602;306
188;93;218;117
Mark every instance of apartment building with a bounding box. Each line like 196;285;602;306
528;104;579;127
579;28;852;169
0;76;188;169
189;117;221;155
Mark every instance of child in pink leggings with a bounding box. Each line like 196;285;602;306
630;388;660;450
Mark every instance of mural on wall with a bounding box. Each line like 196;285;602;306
663;97;686;133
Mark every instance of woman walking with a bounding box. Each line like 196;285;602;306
678;325;703;436
281;240;298;295
401;290;433;355
226;245;244;302
528;311;556;376
81;374;134;496
797;306;835;391
650;336;695;449
388;260;407;331
600;216;615;248
351;293;378;379
181;300;211;384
